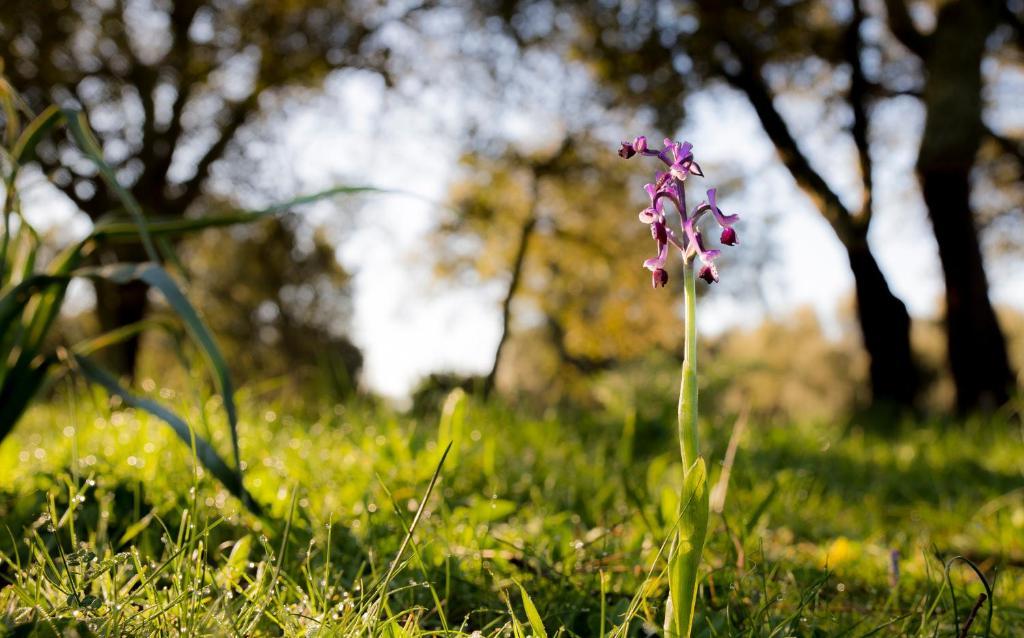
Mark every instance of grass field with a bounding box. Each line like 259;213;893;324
1;388;1022;636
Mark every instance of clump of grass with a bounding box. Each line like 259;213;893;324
1;73;376;513
1;391;1021;635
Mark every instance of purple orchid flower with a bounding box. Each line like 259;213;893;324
618;136;740;286
683;216;721;266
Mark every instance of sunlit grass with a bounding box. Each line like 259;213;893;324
1;389;1022;635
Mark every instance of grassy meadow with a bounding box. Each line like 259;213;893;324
6;1;1024;635
1;386;1022;636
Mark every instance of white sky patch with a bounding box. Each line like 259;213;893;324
279;71;506;399
17;62;1024;401
221;68;1024;398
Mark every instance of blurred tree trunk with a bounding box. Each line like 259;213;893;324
847;240;918;405
93;278;150;381
478;0;1020;410
912;0;1015;410
482;201;537;399
722;37;921;407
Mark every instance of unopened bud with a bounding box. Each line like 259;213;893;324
633;136;648;153
698;263;718;284
618;142;636;159
652;268;669;288
720;227;738;246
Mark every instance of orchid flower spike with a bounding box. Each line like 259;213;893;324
618;136;741;286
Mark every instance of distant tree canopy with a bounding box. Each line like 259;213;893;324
176;215;362;398
436;136;752;399
472;0;1024;412
0;0;424;377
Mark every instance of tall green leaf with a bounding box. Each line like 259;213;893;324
74;263;244;483
10;105;63;168
0;241;84;394
664;457;709;638
0;274;68;339
0;355;54;441
73;354;260;514
90;185;385;241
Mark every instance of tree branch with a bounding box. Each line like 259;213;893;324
148;0;205;188
173;92;259;211
40;161;105;219
846;0;874;227
882;0;929;56
483;208;537;398
718;37;860;245
112;0;157;158
866;80;921;99
986;124;1024;164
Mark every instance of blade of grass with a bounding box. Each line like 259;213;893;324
90;185;388;240
72;353;260;514
74;262;244;495
10;105;63;167
512;578;548;638
71;318;178;357
378;442;453;595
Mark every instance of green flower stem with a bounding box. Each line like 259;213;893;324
679;257;698;471
665;256;710;638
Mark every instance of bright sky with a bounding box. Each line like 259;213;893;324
21;59;1024;402
273;69;1023;400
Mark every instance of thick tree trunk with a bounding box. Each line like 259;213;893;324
92;241;151;381
920;169;1013;410
917;0;1014;411
93;278;150;380
718;33;922;409
846;239;919;406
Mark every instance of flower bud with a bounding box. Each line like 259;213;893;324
720;227;738;246
633;136;648;153
652;268;669;288
618;141;636;159
698;263;718;284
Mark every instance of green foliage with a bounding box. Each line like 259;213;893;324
665;458;709;638
1;80;375;514
0;93;257;510
1;393;1022;635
